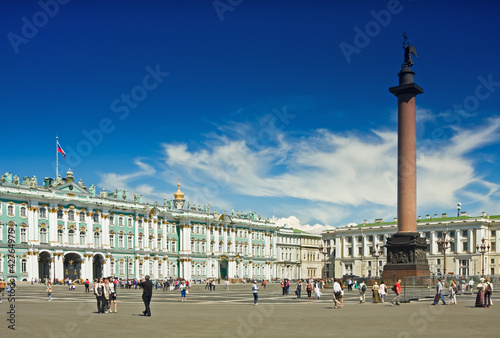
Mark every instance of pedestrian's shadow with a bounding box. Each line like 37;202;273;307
132;314;149;316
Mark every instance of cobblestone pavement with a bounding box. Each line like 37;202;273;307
1;283;497;337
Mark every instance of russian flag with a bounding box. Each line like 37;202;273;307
57;141;66;159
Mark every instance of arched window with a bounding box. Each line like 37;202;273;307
139;235;143;249
40;228;48;244
127;218;132;227
57;229;63;244
138;220;143;228
119;217;123;226
68;210;75;221
139;262;143;276
127;235;133;249
68;229;74;245
157;238;162;250
93;232;101;246
128;261;134;276
20;227;27;243
21;259;27;273
149;237;154;249
110;260;115;275
79;213;86;222
109;234;115;248
8;205;14;216
57;209;63;219
39;207;47;218
80;231;86;245
20;206;27;217
93;213;99;223
118;235;124;248
119;261;124;275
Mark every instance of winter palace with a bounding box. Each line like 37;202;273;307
0;169;286;282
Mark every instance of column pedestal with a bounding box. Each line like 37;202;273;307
382;233;429;283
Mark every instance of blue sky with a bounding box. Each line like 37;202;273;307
1;0;500;232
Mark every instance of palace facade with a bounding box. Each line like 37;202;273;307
322;213;500;279
0;170;279;282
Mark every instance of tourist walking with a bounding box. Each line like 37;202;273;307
390;279;401;306
100;278;111;313
448;280;457;305
332;278;343;308
484;278;493;308
46;281;52;301
93;278;103;312
379;281;387;303
139;275;153;316
306;280;313;299
314;280;322;299
431;278;446;305
252;281;259;305
347;278;352;291
180;280;187;302
295;280;302;299
359;280;367;303
372;282;381;303
475;278;486;307
109;277;117;313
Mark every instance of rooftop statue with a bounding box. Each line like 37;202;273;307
402;32;417;68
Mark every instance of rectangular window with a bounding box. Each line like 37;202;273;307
40;208;47;218
462;242;468;251
110;235;115;248
80;213;85;222
118;235;124;249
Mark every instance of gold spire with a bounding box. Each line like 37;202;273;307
174;178;184;200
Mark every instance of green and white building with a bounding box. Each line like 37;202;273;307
0;169;279;282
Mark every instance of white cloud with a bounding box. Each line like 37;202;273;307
96;113;500;228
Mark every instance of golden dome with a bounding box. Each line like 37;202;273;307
174;179;184;200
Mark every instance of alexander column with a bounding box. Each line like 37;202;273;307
382;33;430;282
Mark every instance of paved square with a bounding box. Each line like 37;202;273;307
1;283;498;337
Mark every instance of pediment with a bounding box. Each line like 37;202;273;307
52;182;90;197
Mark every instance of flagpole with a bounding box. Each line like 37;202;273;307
56;136;59;178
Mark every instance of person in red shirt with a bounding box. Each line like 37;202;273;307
390;279;401;306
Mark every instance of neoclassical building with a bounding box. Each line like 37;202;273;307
0;170;279;282
322;213;500;279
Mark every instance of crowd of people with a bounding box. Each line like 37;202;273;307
10;274;495;315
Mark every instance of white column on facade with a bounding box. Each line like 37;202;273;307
231;228;236;254
86;209;93;247
352;236;357;258
454;230;460;254
430;231;436;255
48;205;57;244
153;217;158;251
102;212;110;249
28;206;37;243
468;229;474;253
248;230;253;257
162;221;167;252
55;253;64;281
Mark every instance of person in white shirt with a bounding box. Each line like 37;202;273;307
333;279;342;308
252;281;259;305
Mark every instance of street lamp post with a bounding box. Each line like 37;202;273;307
319;240;330;283
437;231;454;276
476;238;490;276
371;243;383;279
